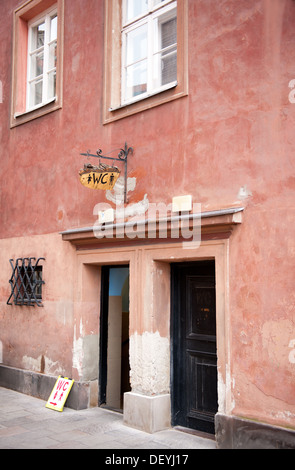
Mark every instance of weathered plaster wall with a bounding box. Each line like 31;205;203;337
0;233;101;383
71;263;101;382
0;233;76;377
1;0;293;238
229;207;295;429
130;331;170;396
0;0;294;431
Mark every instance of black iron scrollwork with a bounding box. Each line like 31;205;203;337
81;142;133;203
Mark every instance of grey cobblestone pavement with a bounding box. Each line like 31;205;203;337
0;387;216;450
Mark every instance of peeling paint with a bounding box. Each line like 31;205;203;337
218;365;235;415
218;371;226;414
72;322;99;381
275;410;295;422
72;325;83;378
288;339;295;364
116;194;149;220
79;318;84;336
106;176;137;204
22;355;63;376
129;331;170;395
237;185;252;200
227;365;235;413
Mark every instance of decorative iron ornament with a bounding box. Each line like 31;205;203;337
7;258;45;307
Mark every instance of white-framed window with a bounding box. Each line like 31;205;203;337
122;0;177;105
27;6;58;111
11;0;64;128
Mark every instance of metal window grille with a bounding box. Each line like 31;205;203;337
7;258;45;307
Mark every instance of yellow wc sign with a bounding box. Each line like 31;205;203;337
79;164;120;190
46;376;74;412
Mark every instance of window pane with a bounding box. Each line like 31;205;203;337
153;0;166;6
161;48;177;85
161;17;177;49
30;52;44;79
153;47;177;88
35;268;43;299
30;79;43;107
126;0;148;22
48;71;56;99
31;22;45;50
48;41;57;70
126;24;148;65
125;60;147;100
50;14;57;42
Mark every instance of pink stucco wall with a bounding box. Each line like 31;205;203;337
0;0;294;430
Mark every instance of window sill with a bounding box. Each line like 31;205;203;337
109;81;178;112
104;82;187;124
14;97;57;118
10;97;61;128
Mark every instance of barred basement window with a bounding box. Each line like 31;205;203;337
7;258;45;307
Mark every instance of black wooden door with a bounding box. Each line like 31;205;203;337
171;261;218;434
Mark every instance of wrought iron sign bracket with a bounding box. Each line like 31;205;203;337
80;142;133;203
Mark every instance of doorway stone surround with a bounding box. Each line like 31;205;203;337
61;208;243;433
74;236;232;433
0;208;242;436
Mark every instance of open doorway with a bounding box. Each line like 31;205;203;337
99;265;130;411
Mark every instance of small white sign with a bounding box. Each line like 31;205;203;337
172;195;192;213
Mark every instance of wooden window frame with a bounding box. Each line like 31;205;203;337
103;0;188;124
10;0;64;128
121;1;177;106
27;6;58;112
